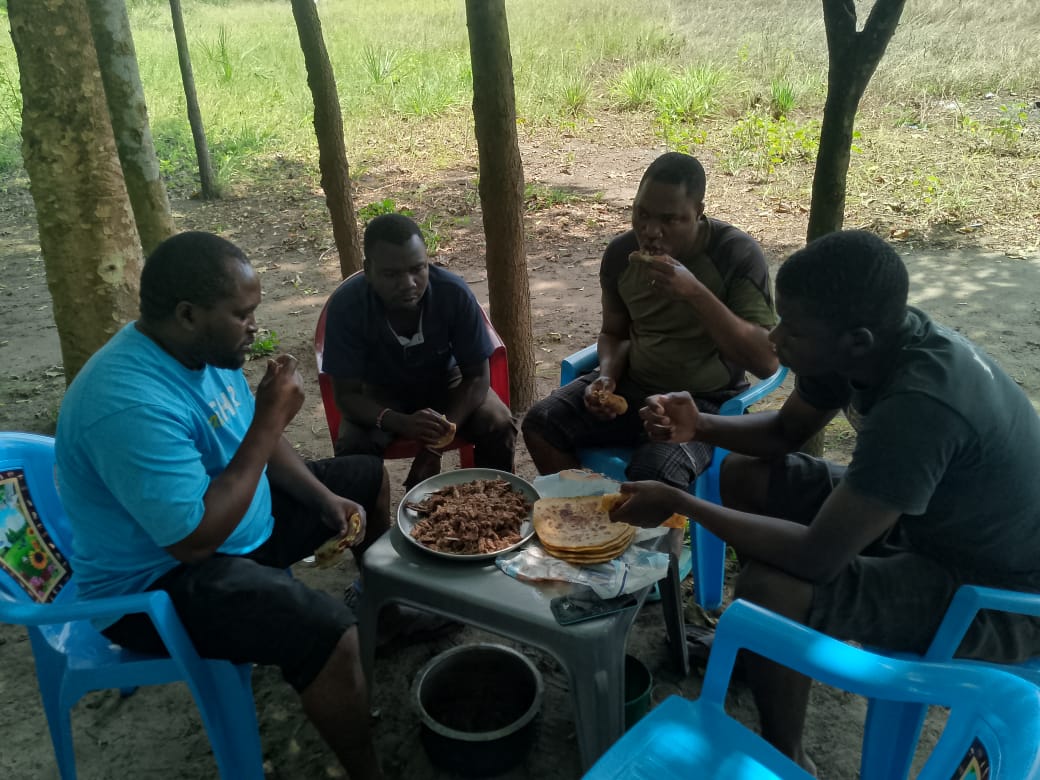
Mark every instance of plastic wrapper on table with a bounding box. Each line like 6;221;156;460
495;544;669;599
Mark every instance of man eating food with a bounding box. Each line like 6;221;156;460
322;213;516;489
522;151;779;558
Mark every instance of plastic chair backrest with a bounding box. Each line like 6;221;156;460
583;600;1040;780
0;432;78;608
861;583;1040;779
0;431;264;778
314;271;510;450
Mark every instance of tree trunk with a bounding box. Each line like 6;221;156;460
807;0;907;241
10;0;142;384
169;0;219;199
87;0;176;255
464;0;535;412
801;0;905;456
289;0;362;277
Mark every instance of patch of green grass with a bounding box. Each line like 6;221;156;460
360;45;399;87
392;75;462;118
524;183;579;210
989;101;1030;153
769;78;797;119
0;59;20;133
358;198;399;223
249;329;279;359
0;0;1036;248
199;25;236;84
610;63;671;111
0;60;21;174
730;111;820;176
358;198;445;255
653;65;726;124
560;77;593;118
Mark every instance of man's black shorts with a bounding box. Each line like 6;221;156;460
102;454;383;691
771;453;1040;661
522;371;717;488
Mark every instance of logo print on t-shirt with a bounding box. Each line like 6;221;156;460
207;385;242;429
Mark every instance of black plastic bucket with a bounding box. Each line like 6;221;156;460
413;643;544;777
624;654;653;729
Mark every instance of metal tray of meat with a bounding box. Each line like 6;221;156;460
397;468;539;562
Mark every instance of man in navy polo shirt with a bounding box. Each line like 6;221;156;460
322;213;516;489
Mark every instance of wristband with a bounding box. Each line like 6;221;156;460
424;445;443;457
375;407;391;431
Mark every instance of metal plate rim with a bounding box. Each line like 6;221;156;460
396;468;539;562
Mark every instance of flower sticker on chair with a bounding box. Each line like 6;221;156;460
0;470;70;603
952;737;990;780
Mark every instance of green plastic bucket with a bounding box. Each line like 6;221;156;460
624;654;653;729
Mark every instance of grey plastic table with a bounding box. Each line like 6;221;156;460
357;527;689;770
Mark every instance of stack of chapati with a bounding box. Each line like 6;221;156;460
532;496;636;564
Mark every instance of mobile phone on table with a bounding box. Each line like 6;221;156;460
550;588;638;625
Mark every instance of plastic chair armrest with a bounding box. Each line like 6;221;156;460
924;584;1040;661
702;600;995;708
0;591;166;627
0;590;207;668
560;344;599;386
717;366;789;416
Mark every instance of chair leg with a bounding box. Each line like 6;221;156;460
692;525;726;611
188;663;265;780
42;692;78;780
658;554;690;677
860;698;925;780
29;636;79;779
564;640;627;770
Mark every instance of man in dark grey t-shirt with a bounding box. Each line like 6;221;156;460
611;230;1040;775
322;213;516;489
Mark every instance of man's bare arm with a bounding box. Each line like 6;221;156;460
332;377;386;429
645;388;837;459
441;360;490;425
646;258;778;378
596;288;632;382
166;356;302;563
698;391;837;457
691;481;900;582
615;480;901;583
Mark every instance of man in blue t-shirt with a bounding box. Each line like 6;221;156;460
322;213;516;489
613;230;1040;775
56;232;388;780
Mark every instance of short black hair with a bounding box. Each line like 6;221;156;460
639;152;706;202
363;213;423;258
776;230;909;339
139;231;248;321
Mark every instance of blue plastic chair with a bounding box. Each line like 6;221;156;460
583;599;1040;780
0;432;264;779
861;584;1040;779
560;345;788;609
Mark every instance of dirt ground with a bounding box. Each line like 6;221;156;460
1;133;1039;779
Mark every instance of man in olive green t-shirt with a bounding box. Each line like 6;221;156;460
522;152;778;495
